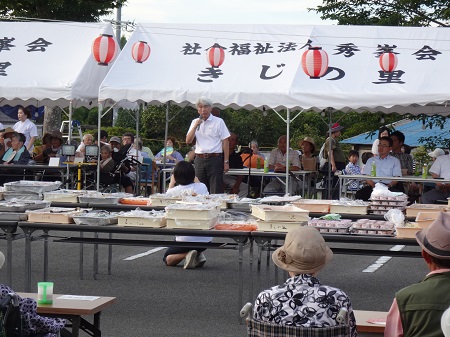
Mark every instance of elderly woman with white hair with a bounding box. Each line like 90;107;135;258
253;226;357;337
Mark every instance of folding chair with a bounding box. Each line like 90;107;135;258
140;157;158;196
240;303;350;337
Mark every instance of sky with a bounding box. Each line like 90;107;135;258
103;0;335;28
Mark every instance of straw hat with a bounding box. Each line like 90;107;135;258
1;127;15;137
428;148;445;158
0;251;4;270
272;227;333;275
416;212;450;259
328;123;344;134
299;137;316;153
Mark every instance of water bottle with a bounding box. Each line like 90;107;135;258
185;154;189;162
264;158;269;173
422;163;428;179
371;162;376;177
256;157;262;169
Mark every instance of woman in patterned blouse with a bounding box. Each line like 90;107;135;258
253;227;358;337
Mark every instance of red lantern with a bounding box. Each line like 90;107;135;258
131;41;151;63
379;52;398;72
206;43;225;67
301;47;329;79
92;34;117;66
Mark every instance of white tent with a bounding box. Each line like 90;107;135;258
99;23;450;113
0;21;118;108
98;23;450;195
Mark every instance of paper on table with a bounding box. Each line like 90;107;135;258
57;295;100;301
367;318;387;326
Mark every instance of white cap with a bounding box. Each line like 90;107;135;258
428;148;445;158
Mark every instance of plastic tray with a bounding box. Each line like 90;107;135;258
0;212;28;221
3;192;43;201
165;217;218;230
292;200;332;213
4;181;61;193
72;211;118;226
0;200;50;212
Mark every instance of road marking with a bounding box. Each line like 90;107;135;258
124;247;167;261
362;245;406;273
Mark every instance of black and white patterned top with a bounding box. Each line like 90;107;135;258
0;284;65;337
253;274;357;337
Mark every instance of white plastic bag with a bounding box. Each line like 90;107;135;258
384;208;405;227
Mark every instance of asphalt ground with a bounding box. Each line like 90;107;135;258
0;231;427;337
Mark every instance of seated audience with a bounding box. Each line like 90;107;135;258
42;131;65;164
155;136;183;163
252;226;357;337
241;140;265;168
361;151;374;171
429;148;445;161
421;151;450;204
263;135;301;195
0;132;32;185
385;212;450;336
355;137;403;201
345;150;361;191
76;133;94;158
94;130;109;147
390;131;413;175
0;127;14;158
163;161;211;269
0;251;65;337
223;133;248;198
299;136;317;170
33;132;52;163
99;145;133;193
109;136;121;153
137;136;154;160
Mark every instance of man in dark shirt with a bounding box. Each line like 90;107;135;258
223;133;248;197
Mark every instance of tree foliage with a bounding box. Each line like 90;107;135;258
1;0;126;21
311;0;450;27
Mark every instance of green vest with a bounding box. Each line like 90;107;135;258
396;271;450;337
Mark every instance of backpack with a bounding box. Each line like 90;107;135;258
318;143;327;170
0;293;23;337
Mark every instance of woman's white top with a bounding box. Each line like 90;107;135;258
13;119;38;150
167;182;212;243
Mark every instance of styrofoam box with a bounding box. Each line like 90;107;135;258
165;205;221;220
149;196;182;207
257;220;307;232
415;211;440;229
396;226;420;238
292;200;332;213
406;204;447;217
117;216;167;228
165;217;218;230
251;204;309;222
330;204;368;215
27;208;83;224
44;190;83;203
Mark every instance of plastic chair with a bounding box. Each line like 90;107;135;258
240;303;350;337
140;157;158;196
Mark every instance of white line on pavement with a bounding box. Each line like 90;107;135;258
362;245;406;272
124;247;167;261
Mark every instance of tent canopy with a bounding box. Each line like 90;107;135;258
99;23;450;114
0;21;118;108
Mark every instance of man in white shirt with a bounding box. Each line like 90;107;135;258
186;97;230;194
421;153;450;204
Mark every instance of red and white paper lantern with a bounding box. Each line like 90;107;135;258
92;34;117;66
379;52;398;72
131;41;151;63
301;47;329;79
206;43;225;67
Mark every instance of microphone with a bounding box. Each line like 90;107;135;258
196;117;203;131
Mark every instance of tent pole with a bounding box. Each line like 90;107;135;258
96;102;103;191
68;101;73;144
327;111;332;199
286;108;290;195
163;102;170;166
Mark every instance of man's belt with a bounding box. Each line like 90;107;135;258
196;153;222;159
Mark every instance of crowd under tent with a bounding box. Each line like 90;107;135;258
98;23;450;195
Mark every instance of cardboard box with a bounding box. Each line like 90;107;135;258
165;217;218;230
26;208;83;224
257;220;307;232
165;204;221;220
149;196;182;207
117;216;166;228
406;204;447;217
292;200;331;213
330;204;368;215
396;226;420;238
44;190;83;203
251;204;309;222
415;212;440;229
